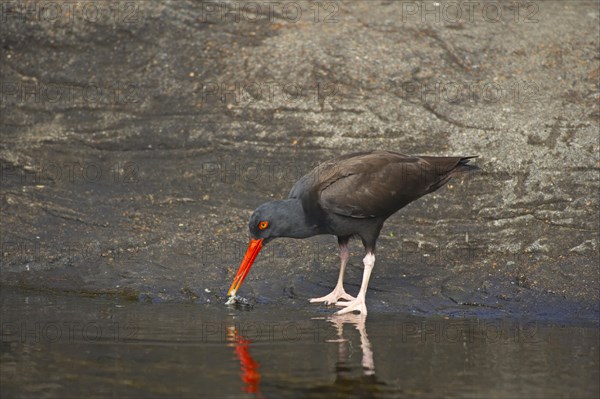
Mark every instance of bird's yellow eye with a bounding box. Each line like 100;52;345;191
258;221;269;230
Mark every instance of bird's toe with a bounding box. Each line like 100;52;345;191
335;299;367;315
309;295;333;303
339;292;356;302
309;288;354;305
334;300;351;307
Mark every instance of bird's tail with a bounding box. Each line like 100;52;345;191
453;156;480;175
419;155;480;176
420;155;480;194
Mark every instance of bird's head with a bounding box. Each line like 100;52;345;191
226;200;310;299
247;200;296;243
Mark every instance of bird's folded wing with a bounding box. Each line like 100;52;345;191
289;151;470;219
318;164;426;218
317;153;465;218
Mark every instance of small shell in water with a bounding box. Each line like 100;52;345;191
225;295;251;306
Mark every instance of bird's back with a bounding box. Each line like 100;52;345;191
289;150;477;220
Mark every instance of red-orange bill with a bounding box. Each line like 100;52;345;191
227;238;264;299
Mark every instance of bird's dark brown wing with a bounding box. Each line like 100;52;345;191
289;151;476;219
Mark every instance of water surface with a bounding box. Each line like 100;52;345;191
1;288;598;398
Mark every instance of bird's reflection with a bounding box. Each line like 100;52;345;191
226;314;384;397
306;313;386;397
323;313;375;376
227;326;262;395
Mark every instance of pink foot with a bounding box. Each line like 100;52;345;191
309;286;355;305
335;297;367;315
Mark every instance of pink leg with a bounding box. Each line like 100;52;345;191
309;242;356;305
335;252;374;315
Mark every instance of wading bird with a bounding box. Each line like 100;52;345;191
226;150;478;315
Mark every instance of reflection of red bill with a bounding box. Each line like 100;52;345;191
226;238;264;299
228;327;261;394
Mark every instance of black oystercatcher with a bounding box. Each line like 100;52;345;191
226;150;478;315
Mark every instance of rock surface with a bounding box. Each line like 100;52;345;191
1;1;598;322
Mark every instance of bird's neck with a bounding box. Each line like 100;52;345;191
280;199;322;239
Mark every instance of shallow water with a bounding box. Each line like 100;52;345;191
1;288;598;399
